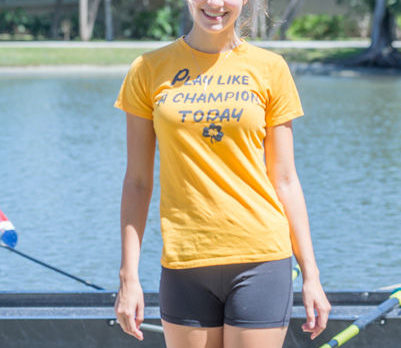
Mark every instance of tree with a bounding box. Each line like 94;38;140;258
268;0;305;40
51;0;63;39
250;0;270;39
104;0;113;41
179;0;192;36
338;0;401;68
79;0;102;41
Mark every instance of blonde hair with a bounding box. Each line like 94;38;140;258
237;0;270;38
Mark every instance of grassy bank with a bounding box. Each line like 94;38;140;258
0;48;149;66
272;47;363;64
0;47;365;66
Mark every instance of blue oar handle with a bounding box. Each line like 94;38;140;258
320;289;401;348
355;294;400;329
1;244;105;290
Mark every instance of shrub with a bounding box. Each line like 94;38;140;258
0;8;51;39
0;1;183;41
288;14;358;40
120;1;183;40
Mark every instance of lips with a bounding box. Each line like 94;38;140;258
201;9;228;20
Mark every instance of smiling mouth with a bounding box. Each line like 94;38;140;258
201;9;228;20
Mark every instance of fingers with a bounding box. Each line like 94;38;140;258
128;313;144;341
302;300;331;340
303;300;316;332
136;298;145;331
115;308;144;341
114;291;145;341
131;297;144;341
302;280;332;340
311;301;331;340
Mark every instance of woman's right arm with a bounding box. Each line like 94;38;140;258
114;112;156;341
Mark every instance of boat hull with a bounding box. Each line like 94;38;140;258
0;291;399;348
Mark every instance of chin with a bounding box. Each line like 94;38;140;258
200;25;227;34
196;19;236;35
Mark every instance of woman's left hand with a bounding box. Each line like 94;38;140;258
301;277;331;340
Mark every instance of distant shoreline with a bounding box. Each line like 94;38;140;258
291;62;401;77
0;65;129;76
1;42;401;74
1;62;400;77
0;39;385;49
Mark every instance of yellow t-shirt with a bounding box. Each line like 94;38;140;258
114;36;304;269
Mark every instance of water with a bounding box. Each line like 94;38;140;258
1;71;400;293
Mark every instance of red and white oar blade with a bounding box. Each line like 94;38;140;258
0;210;18;248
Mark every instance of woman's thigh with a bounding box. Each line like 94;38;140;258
161;319;223;348
223;324;288;348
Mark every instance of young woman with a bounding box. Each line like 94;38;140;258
113;1;331;347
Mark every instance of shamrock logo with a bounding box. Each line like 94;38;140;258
202;123;224;143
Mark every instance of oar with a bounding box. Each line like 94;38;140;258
319;288;401;348
0;209;105;291
137;323;164;334
292;264;301;281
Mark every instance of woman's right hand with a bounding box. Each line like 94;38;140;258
114;279;145;341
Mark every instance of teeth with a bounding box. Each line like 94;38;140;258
204;10;226;17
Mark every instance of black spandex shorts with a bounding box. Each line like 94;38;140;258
159;257;293;328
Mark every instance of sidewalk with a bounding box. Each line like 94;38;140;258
1;39;400;49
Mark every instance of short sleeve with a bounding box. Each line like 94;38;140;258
265;55;304;127
113;55;153;120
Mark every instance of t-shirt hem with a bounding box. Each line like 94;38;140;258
267;111;304;127
113;101;153;120
160;251;293;270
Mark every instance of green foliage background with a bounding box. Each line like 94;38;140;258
287;14;360;40
0;0;184;40
336;0;401;13
115;0;184;40
0;8;51;39
1;0;401;41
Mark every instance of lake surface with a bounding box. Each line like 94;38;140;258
1;70;400;293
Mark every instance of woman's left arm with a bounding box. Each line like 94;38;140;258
265;120;331;340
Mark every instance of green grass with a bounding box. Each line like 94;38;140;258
0;47;365;66
272;47;364;64
0;48;151;66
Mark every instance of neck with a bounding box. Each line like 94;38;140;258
184;25;242;54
